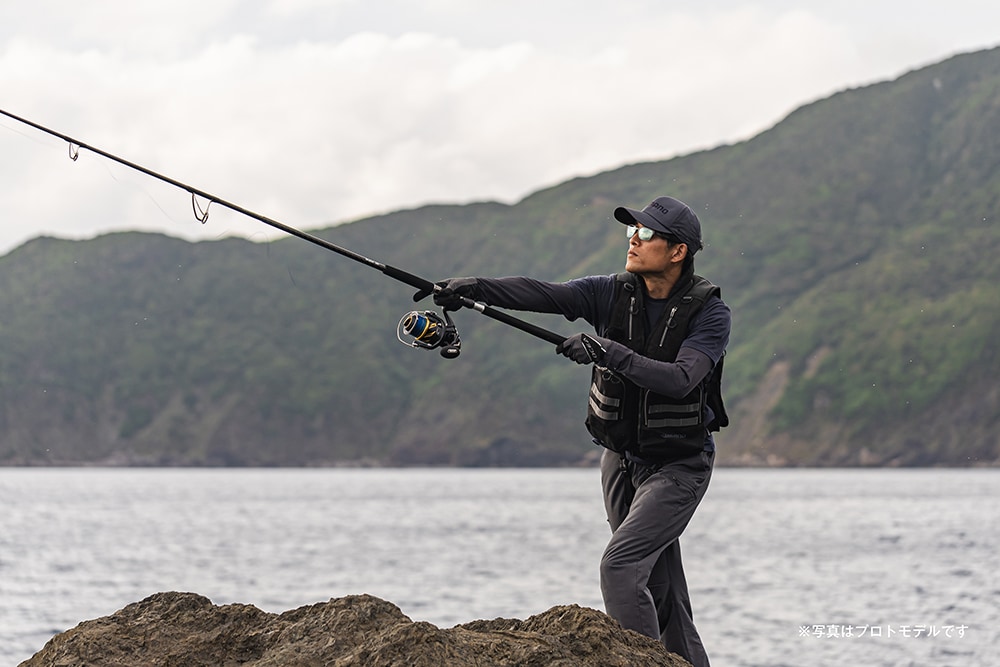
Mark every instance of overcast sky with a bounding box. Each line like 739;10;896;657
1;1;998;255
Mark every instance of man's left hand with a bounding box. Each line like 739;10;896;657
556;333;611;365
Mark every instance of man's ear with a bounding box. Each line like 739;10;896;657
671;242;689;264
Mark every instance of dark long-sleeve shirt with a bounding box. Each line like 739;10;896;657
474;275;731;398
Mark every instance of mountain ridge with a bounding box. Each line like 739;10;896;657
2;47;998;467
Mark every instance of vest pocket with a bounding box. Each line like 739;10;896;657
585;371;631;453
636;389;706;460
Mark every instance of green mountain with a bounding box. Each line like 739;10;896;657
2;48;998;467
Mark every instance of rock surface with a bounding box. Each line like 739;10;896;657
21;592;691;666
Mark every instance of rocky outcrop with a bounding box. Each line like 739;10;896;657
22;591;690;666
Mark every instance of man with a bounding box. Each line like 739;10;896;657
431;196;730;667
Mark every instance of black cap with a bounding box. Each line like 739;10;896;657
614;196;703;252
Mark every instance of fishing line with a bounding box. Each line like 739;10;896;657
0;107;567;358
98;158;187;227
0;117;59;147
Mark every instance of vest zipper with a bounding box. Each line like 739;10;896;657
659;306;678;347
628;296;637;341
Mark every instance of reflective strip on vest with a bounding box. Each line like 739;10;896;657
589;384;621;421
646;401;701;428
591;384;620;408
647;415;702;428
589;397;619;421
648;402;700;414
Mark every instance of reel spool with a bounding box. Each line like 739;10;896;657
397;310;462;358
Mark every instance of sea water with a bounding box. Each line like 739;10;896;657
1;468;996;667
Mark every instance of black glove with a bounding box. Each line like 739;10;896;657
556;333;610;365
430;277;479;310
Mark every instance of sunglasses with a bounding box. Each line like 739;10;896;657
626;225;659;242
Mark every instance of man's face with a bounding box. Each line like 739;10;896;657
625;224;683;276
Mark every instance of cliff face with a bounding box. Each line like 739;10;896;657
21;591;690;667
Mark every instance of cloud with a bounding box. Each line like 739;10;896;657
0;4;992;254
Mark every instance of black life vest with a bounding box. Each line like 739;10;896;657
585;272;728;462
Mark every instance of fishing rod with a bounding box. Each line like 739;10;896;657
0;107;567;358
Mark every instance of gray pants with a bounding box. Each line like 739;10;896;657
600;447;714;667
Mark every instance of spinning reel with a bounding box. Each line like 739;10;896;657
397;309;462;359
